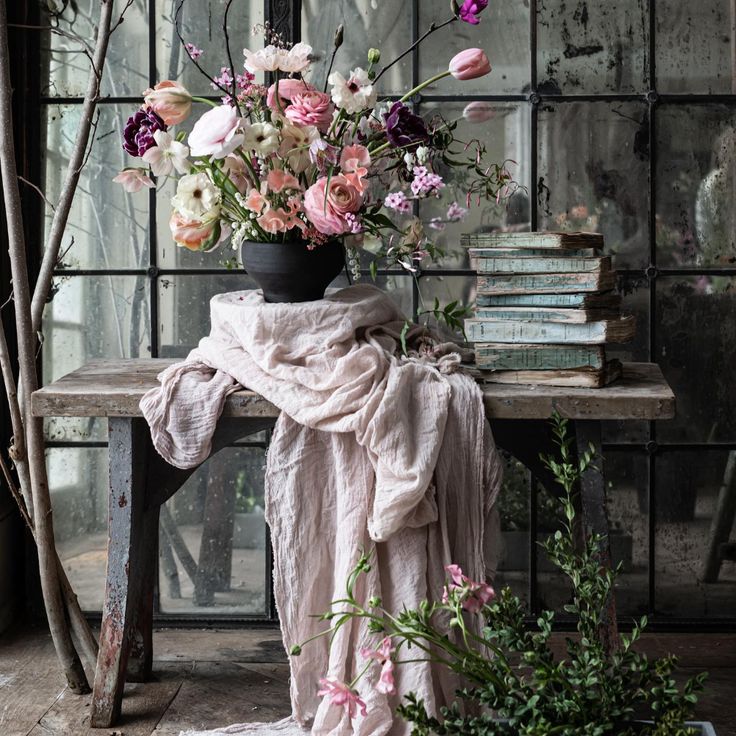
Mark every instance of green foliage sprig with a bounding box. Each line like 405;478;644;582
297;414;708;735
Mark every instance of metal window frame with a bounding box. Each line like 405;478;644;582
38;0;736;630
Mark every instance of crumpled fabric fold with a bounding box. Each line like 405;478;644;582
140;284;502;736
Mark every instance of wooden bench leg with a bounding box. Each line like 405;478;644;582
126;503;160;682
574;419;619;653
91;417;149;727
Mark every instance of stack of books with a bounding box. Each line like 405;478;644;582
462;231;635;388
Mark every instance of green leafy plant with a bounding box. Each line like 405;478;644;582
296;415;708;735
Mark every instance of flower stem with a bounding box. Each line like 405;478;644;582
374;16;457;85
399;70;452;103
191;96;220;108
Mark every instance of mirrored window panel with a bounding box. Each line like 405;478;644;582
655;449;736;618
51;447;110;612
43;0;149;98
157;0;264;96
419;102;532;270
418;1;530;95
656;276;736;443
656;105;736;268
656;0;736;93
538;101;650;269
160;446;269;615
537;0;649;94
45;104;150;270
302;0;412;95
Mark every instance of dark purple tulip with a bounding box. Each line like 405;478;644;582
123;108;166;157
458;0;488;25
383;101;429;149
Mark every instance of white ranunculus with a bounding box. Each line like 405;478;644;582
142;130;190;176
242;122;280;156
171;172;220;221
328;68;377;114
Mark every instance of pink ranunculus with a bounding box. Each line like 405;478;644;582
285;90;334;133
169;211;220;251
303;175;363;236
266;78;315;110
188;104;243;159
143;80;192;125
448;48;492;80
462;100;495;124
317;678;367;720
267;168;301;193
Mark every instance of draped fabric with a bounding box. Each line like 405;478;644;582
140;285;502;736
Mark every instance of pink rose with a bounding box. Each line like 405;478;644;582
448;48;492;80
169;212;221;251
266;78;315;110
285;91;334;133
188;104;243;159
143;80;192;125
303;175;363;235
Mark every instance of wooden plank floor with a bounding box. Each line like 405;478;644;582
1;626;735;735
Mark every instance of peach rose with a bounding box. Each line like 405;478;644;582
303;175;363;235
169;212;221;251
143;80;192;125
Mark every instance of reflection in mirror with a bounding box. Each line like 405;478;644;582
301;0;412;94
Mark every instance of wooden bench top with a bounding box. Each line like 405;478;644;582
31;359;675;421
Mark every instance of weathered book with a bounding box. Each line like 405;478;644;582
464;315;636;344
471;254;611;275
476;270;617;295
471;247;598;258
474;306;620;323
474;343;606;370
477;292;622;309
462;231;604;251
468;360;622;389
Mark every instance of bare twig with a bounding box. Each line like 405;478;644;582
174;0;233;100
0;0;89;693
222;0;241;114
31;0;118;335
18;175;56;211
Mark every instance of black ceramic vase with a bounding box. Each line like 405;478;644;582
241;239;345;303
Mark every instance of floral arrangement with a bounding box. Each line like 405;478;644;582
294;416;708;735
115;0;514;277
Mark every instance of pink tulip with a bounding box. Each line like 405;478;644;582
303;175;364;235
462;101;495;124
448;48;491;80
284;90;334;132
317;677;367;720
143;80;192;125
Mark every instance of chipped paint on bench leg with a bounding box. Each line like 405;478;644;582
91;417;149;727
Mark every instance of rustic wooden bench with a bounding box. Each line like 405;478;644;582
32;359;675;728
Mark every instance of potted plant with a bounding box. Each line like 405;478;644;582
295;416;713;735
115;6;515;304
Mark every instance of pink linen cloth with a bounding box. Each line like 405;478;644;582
139;284;502;736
